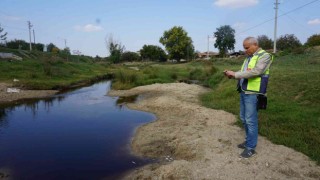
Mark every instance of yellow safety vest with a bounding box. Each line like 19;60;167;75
239;49;273;94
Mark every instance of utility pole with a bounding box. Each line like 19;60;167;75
64;39;67;48
207;35;210;58
273;0;279;53
33;29;35;45
64;39;69;61
28;21;32;51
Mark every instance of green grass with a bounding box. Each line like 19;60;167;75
1;60;111;89
111;64;186;89
1;47;320;164
0;49;111;90
109;61;222;90
113;55;320;164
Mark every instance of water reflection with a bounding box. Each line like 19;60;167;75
0;109;9;131
0;81;155;179
0;95;66;122
116;95;139;110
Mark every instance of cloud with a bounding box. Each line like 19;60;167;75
233;22;246;30
214;0;259;8
74;24;103;32
209;36;216;42
307;18;320;25
1;15;23;21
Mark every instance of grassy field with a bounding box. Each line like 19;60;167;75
1;47;320;164
111;49;320;164
201;48;320;164
0;47;111;89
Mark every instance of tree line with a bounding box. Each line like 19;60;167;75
1;23;320;63
107;25;320;63
0;24;70;55
105;26;196;63
0;39;70;55
213;25;320;56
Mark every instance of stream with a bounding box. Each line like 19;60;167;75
0;81;155;179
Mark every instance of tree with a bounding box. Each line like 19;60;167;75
6;39;28;50
276;34;302;51
52;47;60;54
214;25;235;57
140;45;167;61
105;34;125;63
120;51;140;62
33;43;45;51
305;34;320;47
95;55;103;61
61;47;71;55
159;26;194;61
0;24;7;41
47;43;59;52
257;35;273;50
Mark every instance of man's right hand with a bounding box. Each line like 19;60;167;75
224;70;235;79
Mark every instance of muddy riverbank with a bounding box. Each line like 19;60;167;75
0;83;57;104
109;83;320;179
1;81;320;179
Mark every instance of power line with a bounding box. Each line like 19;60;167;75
237;0;320;35
278;0;319;18
233;1;277;28
237;17;274;35
279;9;318;34
2;25;28;31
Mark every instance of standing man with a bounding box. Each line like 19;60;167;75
224;37;273;158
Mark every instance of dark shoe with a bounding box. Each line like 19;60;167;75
237;142;246;149
240;149;256;158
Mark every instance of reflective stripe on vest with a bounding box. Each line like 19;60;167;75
240;49;273;94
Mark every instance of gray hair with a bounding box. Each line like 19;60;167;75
243;37;259;46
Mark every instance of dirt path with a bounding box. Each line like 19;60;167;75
109;83;320;180
0;83;57;103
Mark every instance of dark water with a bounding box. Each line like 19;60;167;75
0;81;155;180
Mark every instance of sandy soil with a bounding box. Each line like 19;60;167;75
109;83;320;180
0;83;57;104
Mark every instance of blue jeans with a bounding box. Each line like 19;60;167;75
240;92;258;150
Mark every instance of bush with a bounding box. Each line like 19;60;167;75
258;35;273;50
204;71;225;88
170;72;178;80
140;45;167;61
292;47;306;55
6;39;29;50
43;61;53;76
115;70;138;84
205;66;218;76
277;34;302;51
120;51;140;62
305;34;320;47
189;68;204;80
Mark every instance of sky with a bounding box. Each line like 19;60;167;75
1;0;319;57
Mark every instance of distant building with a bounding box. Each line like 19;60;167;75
0;53;22;61
197;51;219;59
43;45;48;52
229;51;245;58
